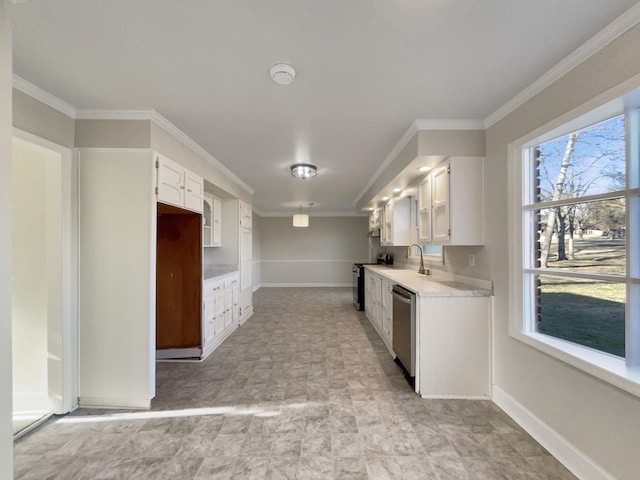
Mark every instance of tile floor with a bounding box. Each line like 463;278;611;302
13;287;578;479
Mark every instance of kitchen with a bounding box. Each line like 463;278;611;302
3;2;640;480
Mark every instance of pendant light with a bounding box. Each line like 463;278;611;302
293;203;313;227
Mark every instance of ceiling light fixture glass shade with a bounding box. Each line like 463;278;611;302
292;213;309;227
290;163;317;180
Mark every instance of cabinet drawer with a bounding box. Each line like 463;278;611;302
224;275;239;289
204;279;224;294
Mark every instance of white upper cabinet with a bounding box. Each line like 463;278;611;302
156;153;203;213
156;154;184;207
239;201;252;230
203;193;222;248
381;196;411;246
417;174;432;244
184;170;204;212
419;156;484;246
369;208;381;231
431;164;450;243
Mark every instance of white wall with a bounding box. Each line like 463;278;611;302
252;213;261;289
79;149;156;408
0;1;13;477
11;143;50;418
259;216;368;286
485;22;640;480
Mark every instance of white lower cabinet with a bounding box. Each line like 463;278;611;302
381;280;393;341
203;293;215;348
364;270;393;354
202;272;240;358
365;266;491;399
417;295;491;399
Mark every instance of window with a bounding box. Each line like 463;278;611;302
510;98;640;395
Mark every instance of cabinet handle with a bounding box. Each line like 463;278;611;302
180;186;185;189
187;189;192;193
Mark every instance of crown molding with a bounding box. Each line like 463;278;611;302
484;2;640;128
75;109;155;120
75;109;255;195
353;120;418;205
414;119;485;130
353;118;483;206
12;75;76;118
256;210;366;218
11;77;254;195
146;111;255;195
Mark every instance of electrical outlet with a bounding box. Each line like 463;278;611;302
468;254;475;267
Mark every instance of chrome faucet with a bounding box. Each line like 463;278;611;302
407;243;426;275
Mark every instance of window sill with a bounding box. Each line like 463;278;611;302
512;330;640;398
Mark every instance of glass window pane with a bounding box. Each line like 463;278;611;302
535;275;625;357
534;198;626;274
534;115;625;203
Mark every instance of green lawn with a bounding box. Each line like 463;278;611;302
537;237;625;358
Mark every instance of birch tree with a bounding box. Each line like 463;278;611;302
539;133;577;268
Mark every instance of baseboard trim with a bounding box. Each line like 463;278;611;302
79;396;150;410
240;306;253;325
155;347;201;360
260;283;352;287
492;385;615;480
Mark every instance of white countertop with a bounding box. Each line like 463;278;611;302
203;268;238;281
364;265;493;298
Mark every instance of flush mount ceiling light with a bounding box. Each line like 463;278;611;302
270;63;296;85
293;203;314;228
290;163;317;180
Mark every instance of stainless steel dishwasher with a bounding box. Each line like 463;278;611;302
392;285;416;380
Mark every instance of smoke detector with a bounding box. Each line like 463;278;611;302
270;63;296;85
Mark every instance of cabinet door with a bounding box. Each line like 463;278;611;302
431;164;450;243
382;202;392;245
369;209;381;230
212;197;222;246
224;290;233;329
203;295;215;347
232;285;240;321
239;201;252;229
202;195;213;247
364;271;373;315
418;175;432;244
372;275;382;329
157;155;185;207
381;281;393;340
184;170;204;213
213;289;226;336
240;229;252;291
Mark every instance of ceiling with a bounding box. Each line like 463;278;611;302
9;0;640;216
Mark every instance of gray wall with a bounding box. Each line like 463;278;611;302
13;89;74;147
484;23;640;480
259;216;368;286
1;3;14;477
75;119;150;148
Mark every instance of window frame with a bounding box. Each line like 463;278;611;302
508;95;640;398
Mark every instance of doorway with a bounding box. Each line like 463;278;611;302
11;132;76;437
